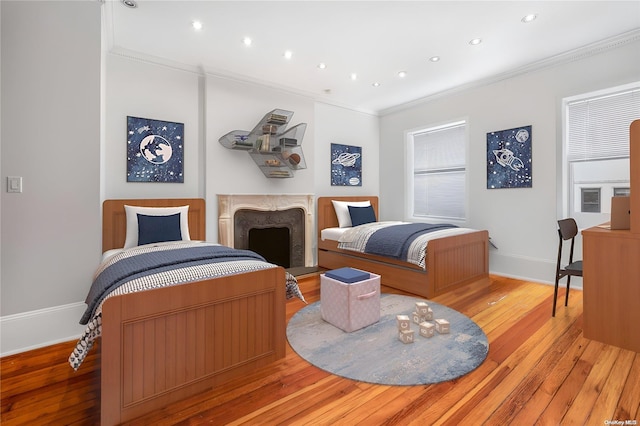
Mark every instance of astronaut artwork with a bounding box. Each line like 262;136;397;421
486;125;533;189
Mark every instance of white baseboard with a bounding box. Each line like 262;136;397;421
489;251;583;289
0;302;87;357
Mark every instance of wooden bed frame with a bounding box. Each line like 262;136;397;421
99;199;286;425
317;196;489;298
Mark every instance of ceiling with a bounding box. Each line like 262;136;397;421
104;1;640;114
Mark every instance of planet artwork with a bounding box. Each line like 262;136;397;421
486;125;532;189
127;116;184;183
331;143;362;186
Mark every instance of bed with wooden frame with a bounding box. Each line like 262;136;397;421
317;196;489;298
95;199;286;425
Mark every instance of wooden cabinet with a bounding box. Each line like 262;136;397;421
581;119;640;352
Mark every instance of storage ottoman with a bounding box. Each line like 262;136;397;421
320;268;381;332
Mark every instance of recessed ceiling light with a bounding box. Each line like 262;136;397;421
284;50;293;59
469;38;482;46
372;82;381;87
429;56;440;62
122;0;137;8
398;71;407;78
317;62;327;70
242;37;252;47
192;21;203;31
521;14;538;23
350;73;358;81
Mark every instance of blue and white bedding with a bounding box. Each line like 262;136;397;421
337;221;476;269
69;241;304;370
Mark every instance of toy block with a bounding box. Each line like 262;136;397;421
423;308;434;321
396;315;411;331
435;318;450;334
412;311;423;324
419;321;435;338
398;329;415;344
415;301;430;316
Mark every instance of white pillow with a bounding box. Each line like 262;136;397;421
331;200;371;228
123;205;191;248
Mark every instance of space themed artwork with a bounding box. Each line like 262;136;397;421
127;116;184;183
331;143;362;186
486;125;532;189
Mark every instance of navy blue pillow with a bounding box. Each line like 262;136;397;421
348;205;377;227
137;213;182;246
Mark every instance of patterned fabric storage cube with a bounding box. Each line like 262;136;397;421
321;269;381;332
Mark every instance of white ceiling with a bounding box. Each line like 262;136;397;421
104;0;640;114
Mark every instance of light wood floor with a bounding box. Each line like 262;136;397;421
2;274;639;425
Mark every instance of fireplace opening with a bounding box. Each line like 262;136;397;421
233;207;305;268
248;227;291;268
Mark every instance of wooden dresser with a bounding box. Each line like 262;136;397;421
581;119;640;353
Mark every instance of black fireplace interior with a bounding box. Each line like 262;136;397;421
234;208;305;269
248;227;290;268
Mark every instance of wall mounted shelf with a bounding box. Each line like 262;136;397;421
219;109;307;178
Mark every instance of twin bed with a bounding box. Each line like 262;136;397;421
317;196;489;298
71;198;300;426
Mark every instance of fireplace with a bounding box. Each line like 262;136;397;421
218;194;314;267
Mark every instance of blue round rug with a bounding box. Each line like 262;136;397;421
287;294;489;385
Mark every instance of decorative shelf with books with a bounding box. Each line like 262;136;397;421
218;109;308;178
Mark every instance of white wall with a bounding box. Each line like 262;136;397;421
104;54;204;199
314;103;380;198
1;1;102;352
379;38;640;283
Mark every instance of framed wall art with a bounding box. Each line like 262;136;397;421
331;143;362;186
486;125;532;189
127;116;184;183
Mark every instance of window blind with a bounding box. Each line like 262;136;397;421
567;88;640;162
412;121;466;219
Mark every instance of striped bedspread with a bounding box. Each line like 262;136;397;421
338;221;476;269
69;242;303;370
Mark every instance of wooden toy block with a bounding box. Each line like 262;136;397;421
415;301;430;316
435;318;450;334
423;308;434;321
398;329;415;344
419;321;435;338
396;315;411;331
412;311;422;324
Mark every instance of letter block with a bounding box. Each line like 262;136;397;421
398;329;415;344
415;301;430;316
396;315;411;331
435;318;450;334
419;321;435;338
422;308;434;321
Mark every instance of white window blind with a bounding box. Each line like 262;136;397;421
567;88;640;161
411;121;466;220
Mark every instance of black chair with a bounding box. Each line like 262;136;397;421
553;218;583;317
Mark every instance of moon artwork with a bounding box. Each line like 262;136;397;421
127;116;184;183
486;125;532;189
331;143;362;186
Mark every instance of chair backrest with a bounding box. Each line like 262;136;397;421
557;218;578;241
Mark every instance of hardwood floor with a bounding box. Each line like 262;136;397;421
2;274;639;425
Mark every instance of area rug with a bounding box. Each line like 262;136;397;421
286;294;488;385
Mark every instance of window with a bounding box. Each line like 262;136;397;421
407;120;466;221
563;83;639;227
581;188;601;213
613;187;630;197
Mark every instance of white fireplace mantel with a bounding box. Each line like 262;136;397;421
217;194;314;267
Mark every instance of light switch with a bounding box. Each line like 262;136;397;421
7;176;22;193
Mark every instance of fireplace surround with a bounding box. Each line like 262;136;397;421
218;194;314;267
